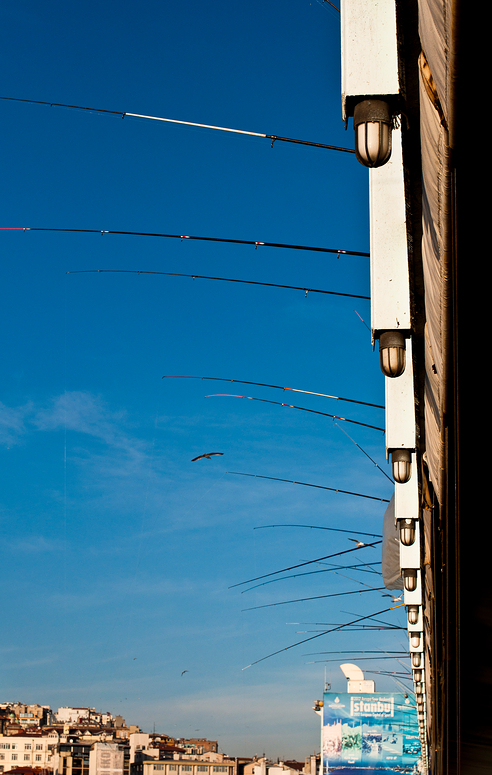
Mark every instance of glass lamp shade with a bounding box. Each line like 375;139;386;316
392;449;412;483
412;653;422;668
379;331;406;377
398;518;416;546
407;605;420;625
353;100;392;167
402;567;418;591
410;632;421;648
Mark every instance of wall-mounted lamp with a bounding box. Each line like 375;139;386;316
407;605;420;625
402;567;418;591
415;681;423;694
391;448;412;483
353;99;392;167
412;653;421;668
410;632;421;649
398;518;416;546
413;669;422;682
379;330;406;377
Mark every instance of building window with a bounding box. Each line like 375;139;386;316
36;745;43;751
0;754;4;760
25;745;32;751
12;755;18;761
36;756;42;762
24;755;31;761
153;766;164;771
181;767;193;772
11;746;17;751
197;768;208;772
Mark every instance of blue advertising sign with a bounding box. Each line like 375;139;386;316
322;692;420;774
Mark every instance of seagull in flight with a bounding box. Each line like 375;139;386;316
191;452;224;462
348;538;373;548
181;670;189;676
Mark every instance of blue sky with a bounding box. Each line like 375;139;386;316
1;0;405;760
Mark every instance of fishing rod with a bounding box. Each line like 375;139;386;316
0;226;370;258
254;524;382;538
206;394;383;431
227;471;391;503
1;226;369;258
0;95;356;155
229;541;381;590
301;650;408;657
295;625;401;632
66;269;370;300
242;561;382;593
241;605;401;669
162;375;383;410
242;584;386;612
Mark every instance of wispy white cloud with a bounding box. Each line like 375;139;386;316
4;535;67;553
34;391;131;447
0;401;33;446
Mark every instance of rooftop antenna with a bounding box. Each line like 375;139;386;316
324;667;331;692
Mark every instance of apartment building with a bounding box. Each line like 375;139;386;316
0;730;60;773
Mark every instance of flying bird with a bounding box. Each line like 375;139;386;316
181;670;189;676
191;452;224;462
348;538;373;548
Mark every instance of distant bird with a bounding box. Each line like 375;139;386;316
348;538;373;548
181;670;189;676
191;452;224;462
383;593;403;602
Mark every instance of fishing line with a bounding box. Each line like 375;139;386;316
0;95;355;155
242;585;386;612
341;608;405;628
227;471;391;503
241;605;400;669
66;269;370;300
2;226;369;258
333;423;392;482
163;376;383;410
325;569;387;596
242;561;382;593
207;394;383;431
229;541;382;589
340;611;403;629
365;670;412;677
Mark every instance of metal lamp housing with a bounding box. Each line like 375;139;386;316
354;100;392;167
402;567;418;591
379;330;406;377
391;448;412;483
398;518;416;546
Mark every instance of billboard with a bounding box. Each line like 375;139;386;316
322;692;420;774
